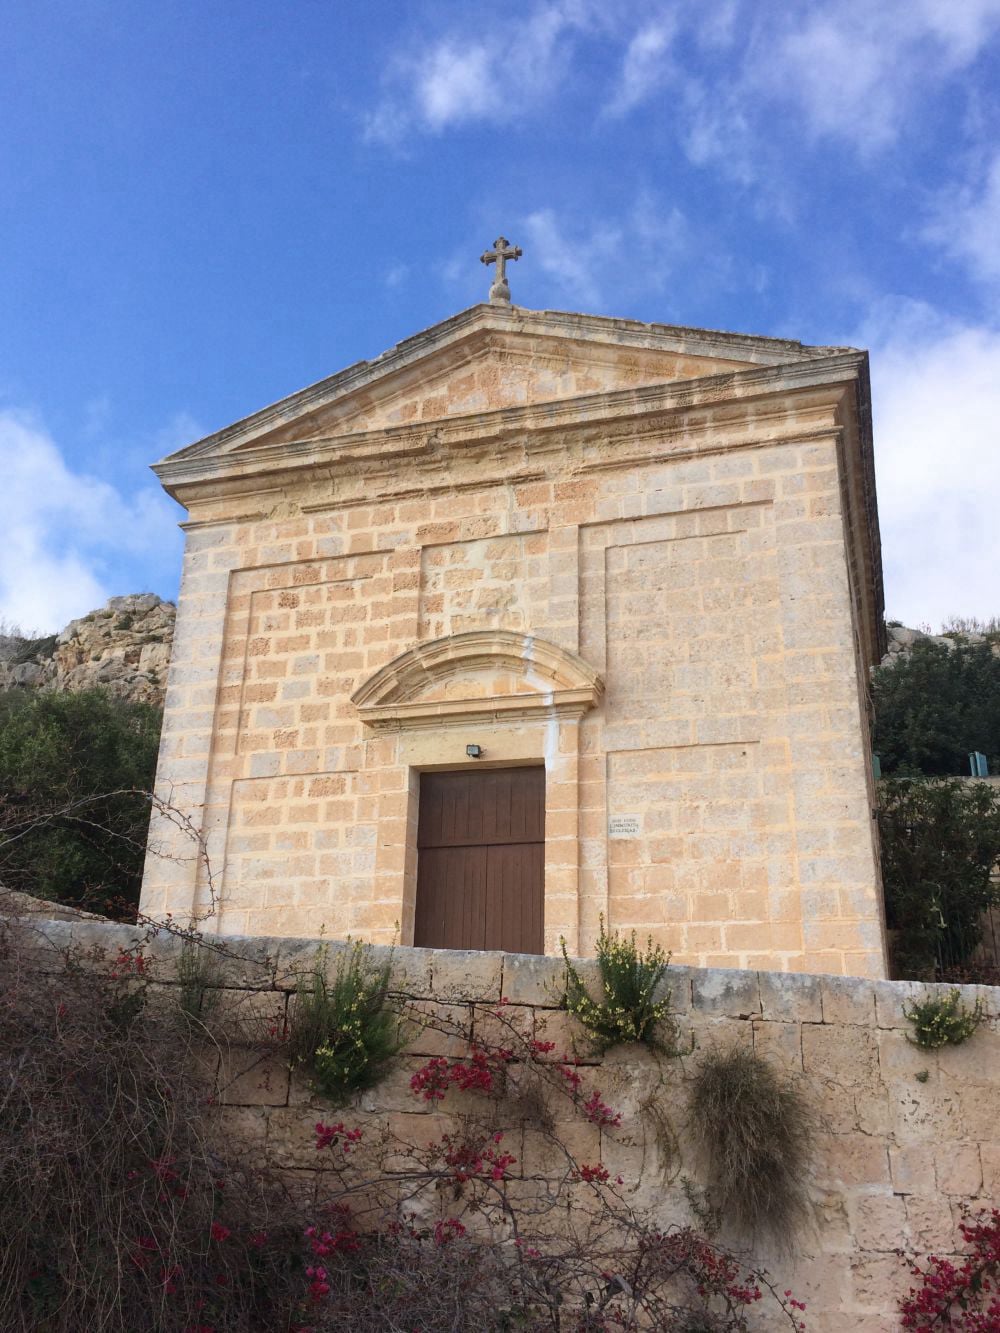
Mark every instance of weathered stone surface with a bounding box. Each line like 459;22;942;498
502;951;567;1006
821;974;876;1025
813;1133;891;1189
201;934;279;989
217;1048;290;1107
208;986;288;1043
802;1022;879;1088
532;1006;591;1059
752;1018;803;1068
889;1142;935;1194
430;948;504;1002
691;968;761;1018
0;593;175;705
402;998;474;1057
759;969;823;1023
935;1142;983;1195
385;945;435;999
0;887;109;923
850;1191;908;1252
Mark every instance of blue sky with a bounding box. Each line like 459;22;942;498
2;0;999;632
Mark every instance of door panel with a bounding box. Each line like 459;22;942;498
415;845;488;951
419;768;544;848
486;841;544;955
415;768;544;954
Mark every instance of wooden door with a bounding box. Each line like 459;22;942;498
414;767;545;954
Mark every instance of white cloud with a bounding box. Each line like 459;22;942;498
523;209;623;309
924;152;1000;284
363;0;1000;175
605;21;674;119
364;1;602;143
416;42;500;130
675;81;760;190
0;410;183;633
758;0;1000;151
914;0;1000;60
522;195;688;310
765;12;901;150
861;301;1000;626
383;262;409;290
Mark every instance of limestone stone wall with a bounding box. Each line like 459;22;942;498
140;308;886;977
19;917;1000;1331
140;433;884;976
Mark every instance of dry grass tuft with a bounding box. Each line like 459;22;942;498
688;1045;813;1244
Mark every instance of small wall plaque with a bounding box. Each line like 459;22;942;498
608;815;641;839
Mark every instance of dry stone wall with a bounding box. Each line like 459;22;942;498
16;913;1000;1331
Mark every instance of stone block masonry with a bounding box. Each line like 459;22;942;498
21;912;1000;1330
139;304;888;978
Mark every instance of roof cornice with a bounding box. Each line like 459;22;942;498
156;349;868;498
155;303;857;471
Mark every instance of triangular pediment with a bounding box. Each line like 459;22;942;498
157;305;852;474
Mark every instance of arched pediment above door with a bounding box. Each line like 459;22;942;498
351;630;604;731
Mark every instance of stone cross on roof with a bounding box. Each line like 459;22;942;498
480;236;522;305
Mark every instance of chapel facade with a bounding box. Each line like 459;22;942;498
140;276;888;978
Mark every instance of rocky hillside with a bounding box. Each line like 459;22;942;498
882;621;1000;666
0;594;175;706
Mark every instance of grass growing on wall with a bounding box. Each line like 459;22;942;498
689;1046;813;1244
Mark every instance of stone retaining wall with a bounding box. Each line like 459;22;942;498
14;915;1000;1330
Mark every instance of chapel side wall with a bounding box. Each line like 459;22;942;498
142;385;885;976
766;435;886;978
140;523;245;923
17;915;1000;1329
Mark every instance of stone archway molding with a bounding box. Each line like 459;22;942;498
351;630;604;731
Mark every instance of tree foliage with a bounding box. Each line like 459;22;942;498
0;688;161;916
872;637;1000;777
877;777;1000;978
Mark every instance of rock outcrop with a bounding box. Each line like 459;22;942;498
881;622;1000;667
0;594;175;706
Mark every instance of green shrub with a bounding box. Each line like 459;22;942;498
877;777;1000;978
0;689;162;917
561;920;681;1053
904;987;984;1049
688;1046;813;1243
872;635;1000;776
289;940;403;1101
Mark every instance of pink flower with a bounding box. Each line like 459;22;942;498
210;1222;231;1243
433;1218;467;1245
577;1163;610;1184
315;1121;362;1153
582;1089;622;1128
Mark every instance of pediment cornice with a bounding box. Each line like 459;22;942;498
156;348;867;499
153;304;859;483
